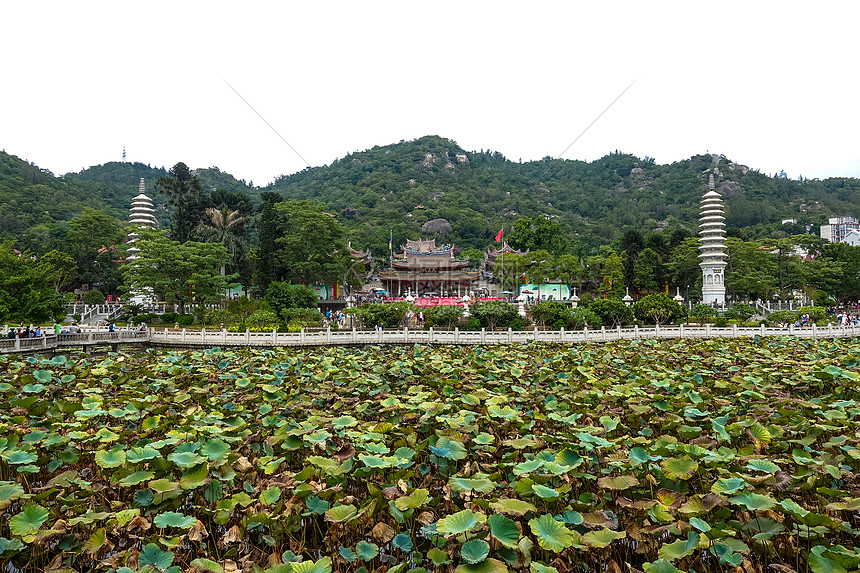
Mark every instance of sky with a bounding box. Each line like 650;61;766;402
2;1;859;186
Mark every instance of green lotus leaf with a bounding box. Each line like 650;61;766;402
0;482;27;509
304;429;331;444
325;504;358;523
167;451;206;469
305;496;329;515
200;438;231;461
436;509;487;535
0;537;25;557
488;513;520;548
711;477;746;495
747;423;772;444
660;458;698;480
33;370;53;383
488;404;519;420
449;475;496;494
744;517;784;541
94;447;126;468
331;415;358;429
127;447;162;463
528;514;575;552
119;471;155;487
8;503;49;536
460;539;490;564
513;458;544;475
289;556;332;573
454;558;508;573
22;383;45;393
427;547;452;565
1;450;37;465
430;437;467;460
730;492;777;511
134;489;154;507
532;484;559;498
658;532;700;561
473;432;495;445
490;498;538;516
392;532;413;552
555;448;584;468
260;486;281;506
597;475;639;490
364;442;390;454
530;563;558;573
180;463;210;490
307;456;339;470
190;559;224;573
356;540;379;561
338;546;357;562
153;511;197;530
745;459;780;474
582;528;626;549
139;543;174;570
115;508;140;526
808;546;846;573
393;447;416;459
394;488;429;510
642;559;683;573
358;454;396;468
689;517;711;532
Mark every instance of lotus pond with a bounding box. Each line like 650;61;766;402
3;337;860;573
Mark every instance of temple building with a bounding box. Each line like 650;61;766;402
378;239;480;297
699;174;727;306
484;242;528;271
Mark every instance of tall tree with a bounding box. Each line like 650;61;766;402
65;208;126;292
632;247;662;294
196;207;248;278
122;231;232;314
600;252;626;299
0;242;67;323
156;162;208;243
256;192;282;294
273;200;351;286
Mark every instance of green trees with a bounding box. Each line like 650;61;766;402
589;299;634;326
38;250;77;293
264;282;318;318
256;192;281;295
156;162;208;243
196;207;249;279
688;303;717;324
121;232;233;314
494;253;527;293
632;248;662;294
599;253;626;299
633;293;686;325
471;301;520;330
0;242;67;323
273;201;352;286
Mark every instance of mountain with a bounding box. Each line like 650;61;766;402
3;136;860;257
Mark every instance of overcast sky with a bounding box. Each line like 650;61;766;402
2;2;858;186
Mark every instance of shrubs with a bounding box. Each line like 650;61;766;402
82;289;105;305
767;310;798;325
281;308;323;331
423;305;464;329
633;294;686;325
589;299;634;327
724;303;756;321
529;301;601;329
688;303;717;324
470;301;520;330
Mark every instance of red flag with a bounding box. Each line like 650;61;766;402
495;228;504;242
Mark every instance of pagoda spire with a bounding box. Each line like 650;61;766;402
699;174;727;307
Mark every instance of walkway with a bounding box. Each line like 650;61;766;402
3;323;858;355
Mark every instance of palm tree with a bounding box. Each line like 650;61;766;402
196;207;248;276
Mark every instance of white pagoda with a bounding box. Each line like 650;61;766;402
127;178;158;304
699;174;727;307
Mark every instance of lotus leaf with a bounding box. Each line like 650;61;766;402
356;540;379;561
436;509;486;535
119;470;155;486
450;475;496;494
428;547;452;565
660;457;698;480
392;533;413;552
528;514;575;552
430;437;467;460
730;492;777;511
657;532;700;561
168;451;206;468
581;528;625;549
454;558;508;573
190;559;224;573
488;514;520;548
460;539;490;564
394;488;429;510
9;503;49;536
200;438;231;461
530;563;558;573
642;559;683;573
2;449;37;465
325;504;358;523
139;543;175;570
289;557;332;573
490;498;537;516
597;475;639;490
154;511;197;530
532;484;559;498
0;537;24;557
711;477;746;494
745;458;780;473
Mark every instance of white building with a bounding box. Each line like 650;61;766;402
127;178;158;304
820;216;860;243
699;175;727;307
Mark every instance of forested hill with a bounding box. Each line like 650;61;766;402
3;136;860;257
